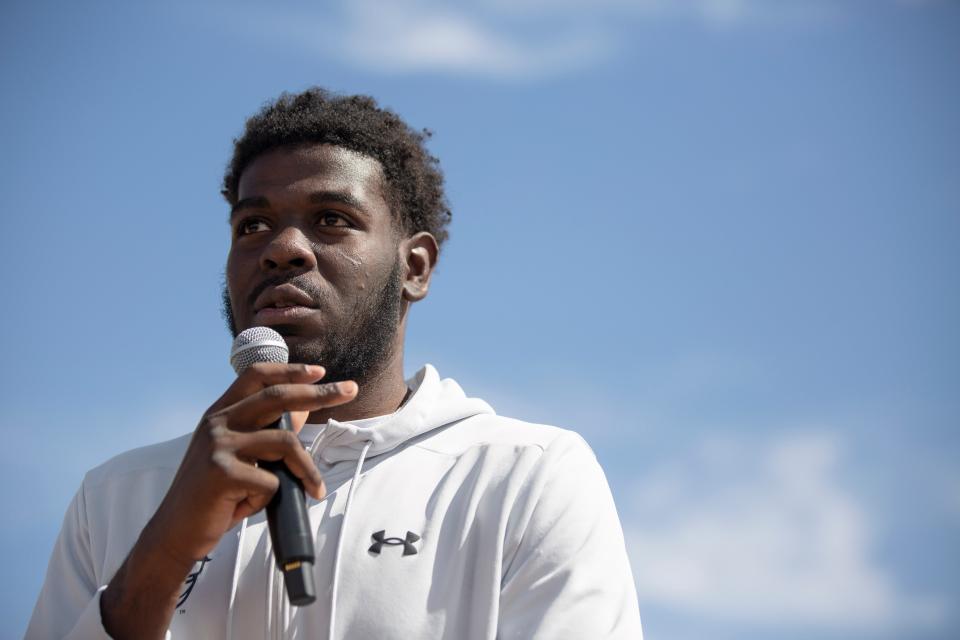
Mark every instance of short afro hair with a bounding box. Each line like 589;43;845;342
223;87;451;247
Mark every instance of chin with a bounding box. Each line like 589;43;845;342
286;339;328;366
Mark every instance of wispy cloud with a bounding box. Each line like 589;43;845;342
483;0;839;29
218;1;610;80
623;431;947;631
211;0;919;80
328;2;609;78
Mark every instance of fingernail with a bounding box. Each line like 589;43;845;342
337;381;357;394
306;365;325;377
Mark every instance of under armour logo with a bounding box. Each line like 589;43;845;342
369;530;420;556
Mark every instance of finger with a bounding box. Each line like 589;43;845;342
232;493;273;525
218;461;281;526
233;430;326;499
224;381;358;433
212;450;280;495
207;363;327;415
236;430;324;499
289;410;309;434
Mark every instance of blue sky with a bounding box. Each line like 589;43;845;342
1;0;957;638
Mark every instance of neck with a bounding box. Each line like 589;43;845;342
307;346;407;424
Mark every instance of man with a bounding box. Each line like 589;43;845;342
27;88;642;639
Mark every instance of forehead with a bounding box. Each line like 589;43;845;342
237;144;388;208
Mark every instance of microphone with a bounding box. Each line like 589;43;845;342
230;326;316;606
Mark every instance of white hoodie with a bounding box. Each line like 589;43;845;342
27;365;642;639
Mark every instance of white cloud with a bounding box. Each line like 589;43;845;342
209;0;879;80
334;2;609;77
623;431;947;631
217;1;610;80
481;0;842;29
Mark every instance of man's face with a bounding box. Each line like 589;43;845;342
224;144;404;383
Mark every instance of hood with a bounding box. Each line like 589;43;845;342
311;364;494;464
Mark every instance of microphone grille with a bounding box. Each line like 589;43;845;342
230;326;289;374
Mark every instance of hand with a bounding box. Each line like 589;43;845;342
150;362;356;562
102;363;357;639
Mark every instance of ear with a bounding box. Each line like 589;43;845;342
400;232;439;302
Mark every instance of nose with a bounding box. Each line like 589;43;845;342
260;226;317;272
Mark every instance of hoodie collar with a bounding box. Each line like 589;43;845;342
309;364;494;464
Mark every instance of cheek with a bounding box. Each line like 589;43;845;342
328;246;365;272
316;244;388;293
224;253;250;315
359;247;399;294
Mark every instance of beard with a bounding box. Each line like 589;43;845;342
221;260;404;385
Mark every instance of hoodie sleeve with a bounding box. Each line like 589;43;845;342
499;431;643;640
25;481;113;640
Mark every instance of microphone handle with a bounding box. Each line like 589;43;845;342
262;412;317;606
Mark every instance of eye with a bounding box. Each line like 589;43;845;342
236;218;271;237
317;211;353;228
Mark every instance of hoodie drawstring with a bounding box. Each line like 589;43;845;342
328;439;372;640
226;517;249;640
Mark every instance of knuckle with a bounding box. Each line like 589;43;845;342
315;383;337;397
248;362;272;377
292;364;313;380
196;417;225;447
210;449;235;475
281;430;300;449
236;366;258;384
209;424;235;450
200;413;226;432
243;362;279;382
261;384;286;401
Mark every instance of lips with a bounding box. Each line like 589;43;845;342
252;283;318;325
254;283;316;311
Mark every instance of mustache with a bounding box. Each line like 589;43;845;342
247;273;324;310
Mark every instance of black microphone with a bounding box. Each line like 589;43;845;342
230;326;316;606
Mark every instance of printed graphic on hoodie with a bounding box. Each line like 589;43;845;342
177;555;211;609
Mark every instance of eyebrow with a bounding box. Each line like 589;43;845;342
230;196;270;219
229;191;367;220
309;191;366;211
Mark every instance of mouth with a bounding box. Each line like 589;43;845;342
253;305;316;324
252;284;319;325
